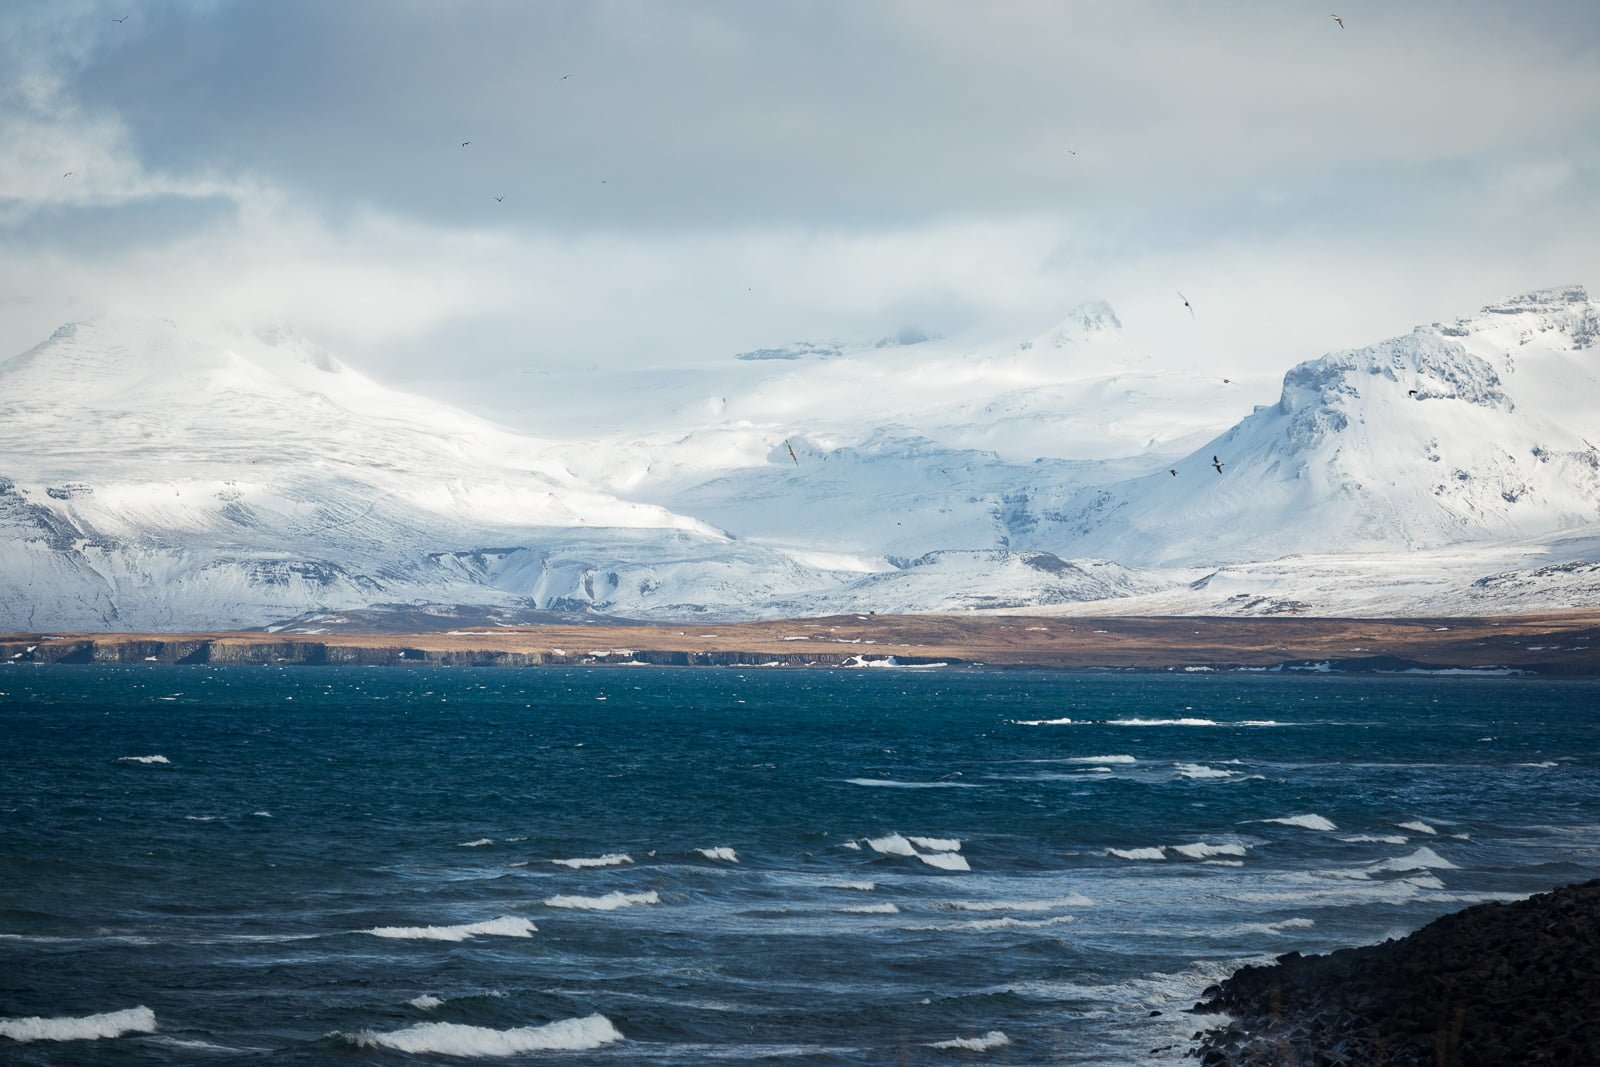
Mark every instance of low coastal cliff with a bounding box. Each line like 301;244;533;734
1190;879;1600;1065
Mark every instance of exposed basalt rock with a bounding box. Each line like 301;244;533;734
1189;879;1600;1065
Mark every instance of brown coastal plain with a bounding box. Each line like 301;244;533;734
5;611;1600;674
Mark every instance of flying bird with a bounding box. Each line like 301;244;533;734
1211;455;1224;474
494;196;503;202
785;440;799;466
112;15;129;23
1408;389;1418;397
1178;291;1194;318
461;141;470;148
1170;469;1178;477
62;171;73;178
1221;378;1232;384
1331;14;1344;29
560;74;571;80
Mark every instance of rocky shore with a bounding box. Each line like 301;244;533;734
1190;879;1600;1065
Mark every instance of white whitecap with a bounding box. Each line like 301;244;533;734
1107;847;1166;861
1064;755;1137;763
1264;814;1337;832
1170;842;1248;860
1175;763;1233;779
695;847;738;863
543;891;659;911
840;903;900;914
1397;820;1438;835
1110;718;1218;727
917;852;971;871
1010;717;1074;726
410;995;445;1011
845;778;977;789
1340;834;1409;844
117;755;169;765
551;853;632;869
1518;761;1558;768
840;840;863;850
366;916;536;941
458;838;494;848
0;1006;157;1043
1366;847;1457;873
827;881;876;891
929;1030;1011;1051
946;894;1092;912
865;834;919;857
352;1013;623;1056
908;836;961;853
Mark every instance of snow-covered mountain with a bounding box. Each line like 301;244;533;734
1041;285;1600;565
1;287;1597;630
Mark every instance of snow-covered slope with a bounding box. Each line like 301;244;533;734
2;287;1598;630
0;319;843;629
1043;286;1600;565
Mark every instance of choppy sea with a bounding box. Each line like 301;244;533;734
2;666;1598;1064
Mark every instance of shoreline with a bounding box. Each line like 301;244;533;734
1189;878;1600;1065
4;611;1600;675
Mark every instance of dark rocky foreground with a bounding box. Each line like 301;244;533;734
1189;879;1600;1065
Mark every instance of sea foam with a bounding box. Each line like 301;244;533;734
840;903;900;914
117;755;169;765
543;891;659;911
1264;814;1337;832
551;854;632;869
1175;764;1233;779
865;834;918;857
916;852;971;872
928;1030;1011;1051
1171;842;1248;860
1107;847;1166;861
0;1006;157;1043
1367;847;1458;873
947;894;1092;911
367;916;535;941
907;836;961;853
352;1014;623;1056
696;847;739;862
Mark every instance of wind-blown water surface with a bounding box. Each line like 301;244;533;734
2;666;1597;1064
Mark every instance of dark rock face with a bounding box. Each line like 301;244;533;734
1190;879;1600;1065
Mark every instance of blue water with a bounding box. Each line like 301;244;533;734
3;666;1599;1064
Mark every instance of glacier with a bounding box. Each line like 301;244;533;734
0;287;1597;630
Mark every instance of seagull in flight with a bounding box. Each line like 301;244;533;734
494;196;503;202
112;15;130;23
785;440;799;466
1331;14;1344;29
1170;469;1178;477
460;141;470;148
1178;291;1194;318
62;171;74;178
1211;455;1224;474
1408;389;1418;397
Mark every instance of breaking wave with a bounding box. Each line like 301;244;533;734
1010;717;1074;726
696;847;738;862
543;891;659;911
351;1014;623;1056
917;852;971;871
367;916;536;941
1107;847;1166;861
458;838;493;848
1264;814;1337;831
946;894;1092;911
0;1006;157;1043
1397;820;1438;835
1175;763;1234;779
907;836;961;852
840;903;899;914
929;1030;1011;1051
1366;847;1458;873
410;995;444;1010
845;778;978;789
551;854;632;869
1171;842;1248;860
1341;834;1409;844
117;755;169;765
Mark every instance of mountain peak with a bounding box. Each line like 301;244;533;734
1479;284;1588;315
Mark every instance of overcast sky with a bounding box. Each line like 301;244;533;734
2;0;1597;404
